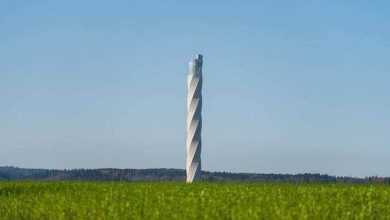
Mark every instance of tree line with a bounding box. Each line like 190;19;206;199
0;166;389;184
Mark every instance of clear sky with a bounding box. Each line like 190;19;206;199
1;1;389;177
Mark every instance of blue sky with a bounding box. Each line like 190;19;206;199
0;1;389;177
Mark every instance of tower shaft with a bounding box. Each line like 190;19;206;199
186;54;203;183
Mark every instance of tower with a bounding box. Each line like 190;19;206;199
186;54;203;183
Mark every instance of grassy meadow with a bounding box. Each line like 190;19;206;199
0;181;389;219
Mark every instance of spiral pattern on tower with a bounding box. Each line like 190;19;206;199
186;54;203;183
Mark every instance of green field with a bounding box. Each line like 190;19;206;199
0;182;389;219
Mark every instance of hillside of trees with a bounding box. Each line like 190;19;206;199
0;166;389;184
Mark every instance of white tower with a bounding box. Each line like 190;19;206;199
186;54;203;183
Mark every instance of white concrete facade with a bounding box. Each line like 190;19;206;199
186;54;203;183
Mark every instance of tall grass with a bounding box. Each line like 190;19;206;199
0;182;389;219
